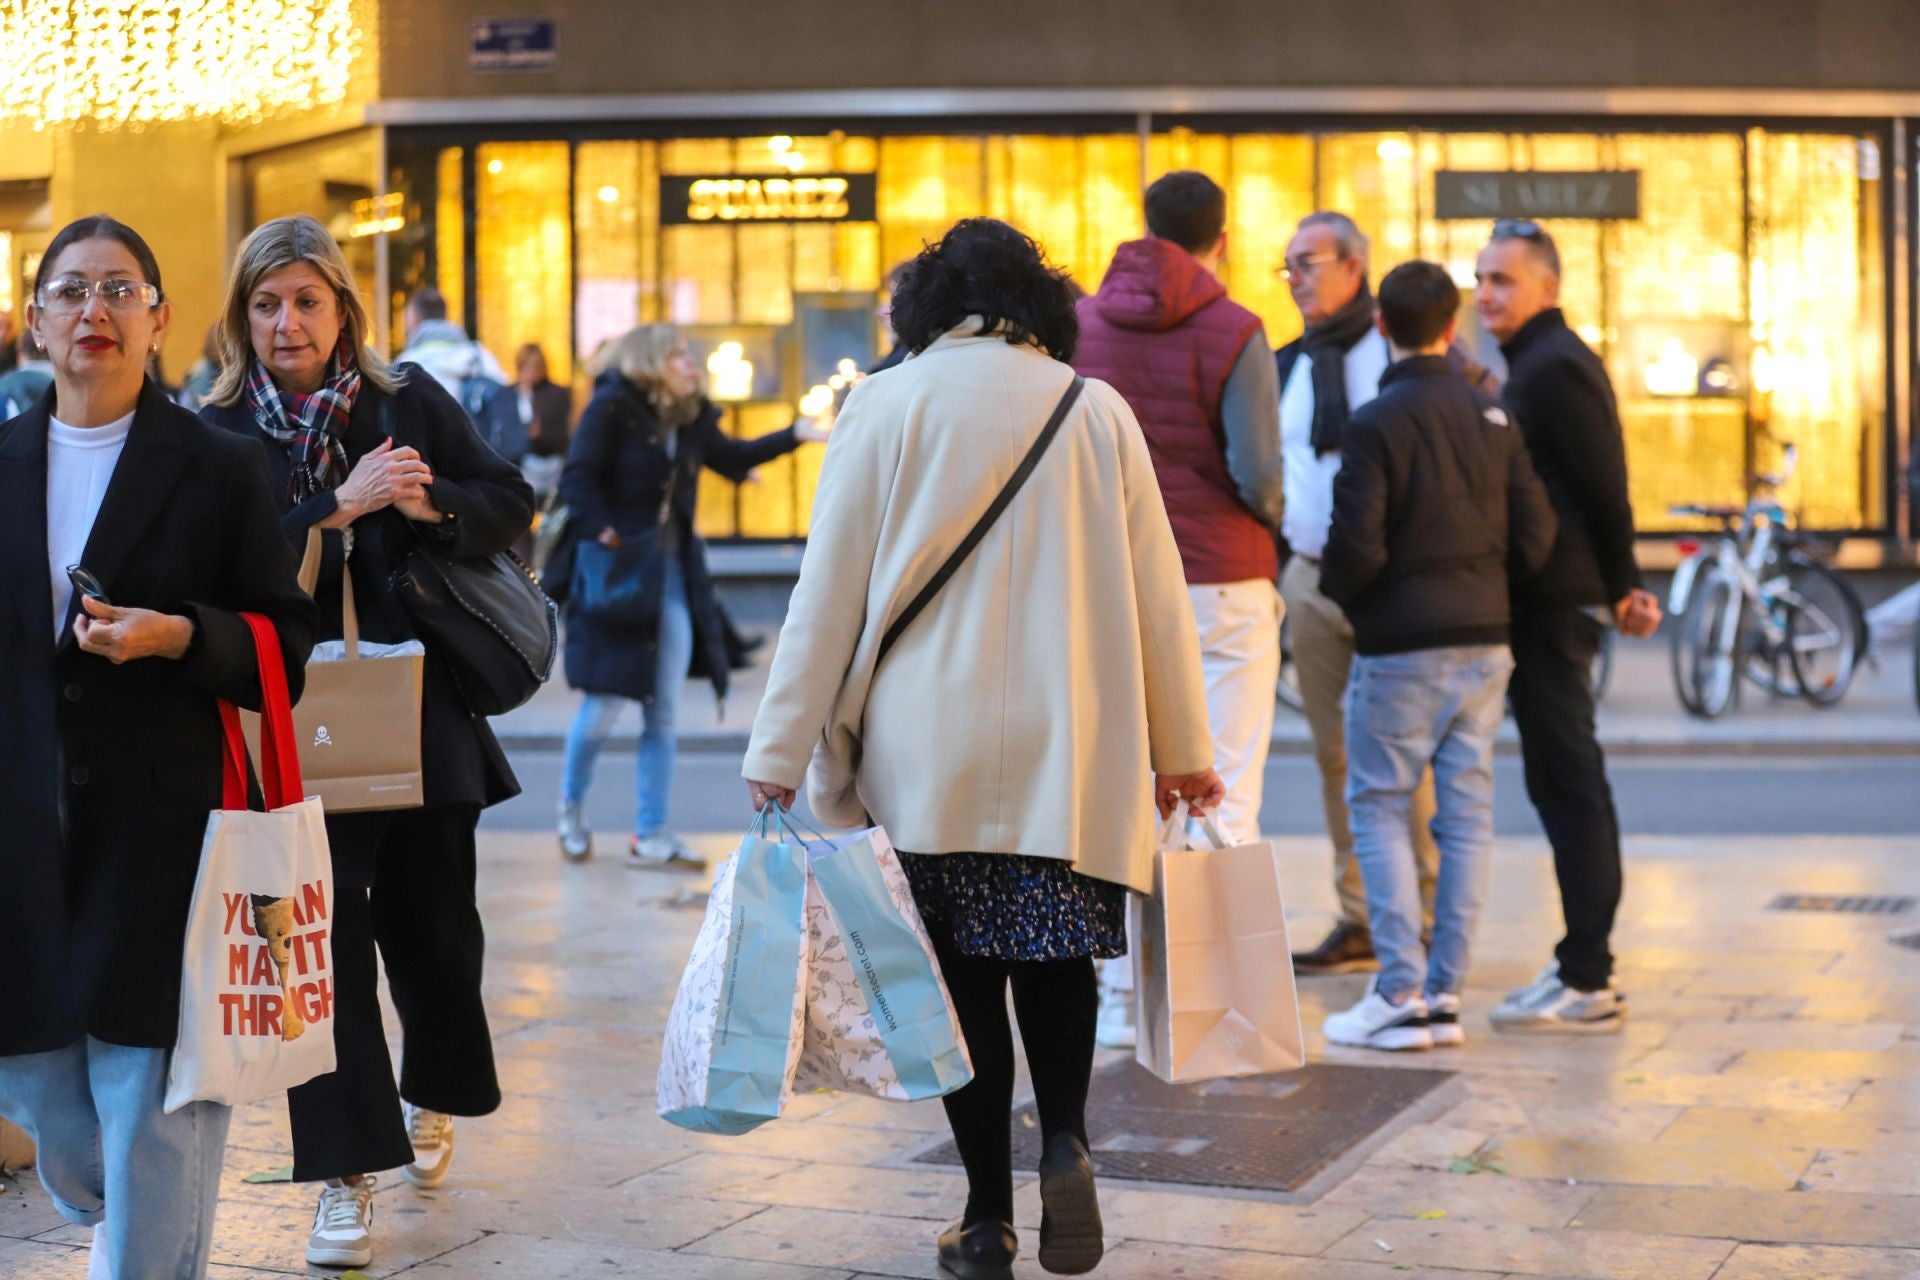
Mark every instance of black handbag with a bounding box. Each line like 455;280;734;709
381;401;559;715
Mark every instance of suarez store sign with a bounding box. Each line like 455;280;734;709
350;123;1891;544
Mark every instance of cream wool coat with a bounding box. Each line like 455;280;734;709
741;322;1213;894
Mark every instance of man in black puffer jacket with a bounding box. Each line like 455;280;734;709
1317;261;1555;1053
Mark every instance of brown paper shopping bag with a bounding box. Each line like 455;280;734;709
1131;808;1305;1082
245;533;424;813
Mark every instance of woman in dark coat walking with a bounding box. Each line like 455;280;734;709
555;324;820;865
0;215;315;1279
201;215;534;1270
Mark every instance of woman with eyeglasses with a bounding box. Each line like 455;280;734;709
0;215;316;1278
201;214;535;1270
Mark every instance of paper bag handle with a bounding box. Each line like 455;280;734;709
298;527;361;661
218;613;303;811
1158;799;1234;851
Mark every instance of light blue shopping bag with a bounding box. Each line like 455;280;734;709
657;806;810;1135
793;825;974;1102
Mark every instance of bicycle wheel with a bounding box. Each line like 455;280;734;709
1672;570;1741;719
1782;560;1864;706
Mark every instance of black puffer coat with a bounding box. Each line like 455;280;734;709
558;372;797;704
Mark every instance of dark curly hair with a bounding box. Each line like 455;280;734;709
889;218;1079;362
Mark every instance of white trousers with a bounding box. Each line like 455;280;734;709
1187;579;1284;842
1102;579;1283;999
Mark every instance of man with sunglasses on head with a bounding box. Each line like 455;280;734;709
1475;220;1661;1034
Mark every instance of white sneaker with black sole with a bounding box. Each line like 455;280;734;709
1323;977;1432;1051
1489;962;1626;1034
402;1104;455;1189
1423;991;1465;1047
306;1176;375;1268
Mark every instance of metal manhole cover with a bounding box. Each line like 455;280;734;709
915;1060;1450;1193
1769;894;1916;915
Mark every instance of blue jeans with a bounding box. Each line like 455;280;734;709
561;555;694;837
1344;645;1515;1003
0;1037;232;1279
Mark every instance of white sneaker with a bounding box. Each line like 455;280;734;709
557;800;591;861
1490;962;1626;1034
306;1176;374;1268
1323;977;1432;1052
628;832;706;872
1424;991;1465;1047
402;1104;454;1189
1095;986;1136;1050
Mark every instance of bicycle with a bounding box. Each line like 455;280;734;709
1666;446;1867;719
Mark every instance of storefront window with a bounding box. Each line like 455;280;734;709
243;129;380;313
387;121;1891;540
475;142;572;384
433;146;464;342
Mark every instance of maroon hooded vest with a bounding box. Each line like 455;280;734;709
1074;239;1271;584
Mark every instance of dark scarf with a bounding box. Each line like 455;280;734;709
248;343;361;502
1303;283;1377;456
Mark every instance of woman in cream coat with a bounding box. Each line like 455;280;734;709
744;218;1222;1280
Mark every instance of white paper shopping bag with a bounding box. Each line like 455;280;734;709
165;613;337;1112
1132;806;1305;1083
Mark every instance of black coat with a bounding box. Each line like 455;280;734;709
1498;308;1642;609
0;380;317;1055
558;372;797;704
476;379;572;461
1320;356;1557;656
202;364;535;808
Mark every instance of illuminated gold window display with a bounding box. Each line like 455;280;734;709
419;122;1885;541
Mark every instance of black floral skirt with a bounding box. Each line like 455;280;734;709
896;851;1128;962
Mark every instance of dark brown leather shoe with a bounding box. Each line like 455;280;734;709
1038;1133;1104;1274
1291;921;1380;974
937;1219;1016;1280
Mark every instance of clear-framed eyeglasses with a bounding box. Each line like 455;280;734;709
35;277;162;314
1277;251;1342;282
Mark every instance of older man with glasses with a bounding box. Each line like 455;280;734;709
1475;220;1661;1034
1275;211;1444;977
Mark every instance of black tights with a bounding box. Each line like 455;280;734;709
928;929;1099;1228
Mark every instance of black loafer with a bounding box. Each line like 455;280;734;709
1037;1133;1104;1275
937;1219;1016;1280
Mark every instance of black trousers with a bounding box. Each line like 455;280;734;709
287;802;501;1182
1507;605;1623;992
925;929;1098;1229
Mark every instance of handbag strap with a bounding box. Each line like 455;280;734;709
217;614;303;811
877;376;1084;665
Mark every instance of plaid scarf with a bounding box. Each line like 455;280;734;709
248;344;362;502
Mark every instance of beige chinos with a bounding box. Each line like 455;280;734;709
1281;553;1439;928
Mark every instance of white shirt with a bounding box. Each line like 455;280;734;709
1278;330;1391;558
46;411;134;639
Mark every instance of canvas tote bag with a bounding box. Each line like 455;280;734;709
246;530;424;813
164;613;338;1111
1131;804;1306;1083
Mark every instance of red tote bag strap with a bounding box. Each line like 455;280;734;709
214;613;304;812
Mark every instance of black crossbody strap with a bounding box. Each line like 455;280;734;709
877;376;1084;665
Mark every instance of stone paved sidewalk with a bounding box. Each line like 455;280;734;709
3;831;1919;1278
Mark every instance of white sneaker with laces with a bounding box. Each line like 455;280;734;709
1489;961;1626;1034
557;800;591;861
402;1104;455;1189
1424;991;1465;1047
1094;986;1136;1050
306;1176;375;1268
1323;977;1432;1051
628;832;707;871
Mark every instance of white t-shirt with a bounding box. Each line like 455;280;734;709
1278;330;1391;559
46;410;134;639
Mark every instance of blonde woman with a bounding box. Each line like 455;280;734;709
201;215;534;1270
555;325;821;865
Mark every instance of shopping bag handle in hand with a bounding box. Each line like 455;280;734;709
298;527;363;661
1158;799;1234;851
217;614;303;812
750;800;831;851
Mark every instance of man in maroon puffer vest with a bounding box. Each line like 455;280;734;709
1075;171;1284;1046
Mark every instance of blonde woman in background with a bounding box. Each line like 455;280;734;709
554;325;824;866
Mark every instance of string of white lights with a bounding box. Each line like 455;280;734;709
0;0;361;129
